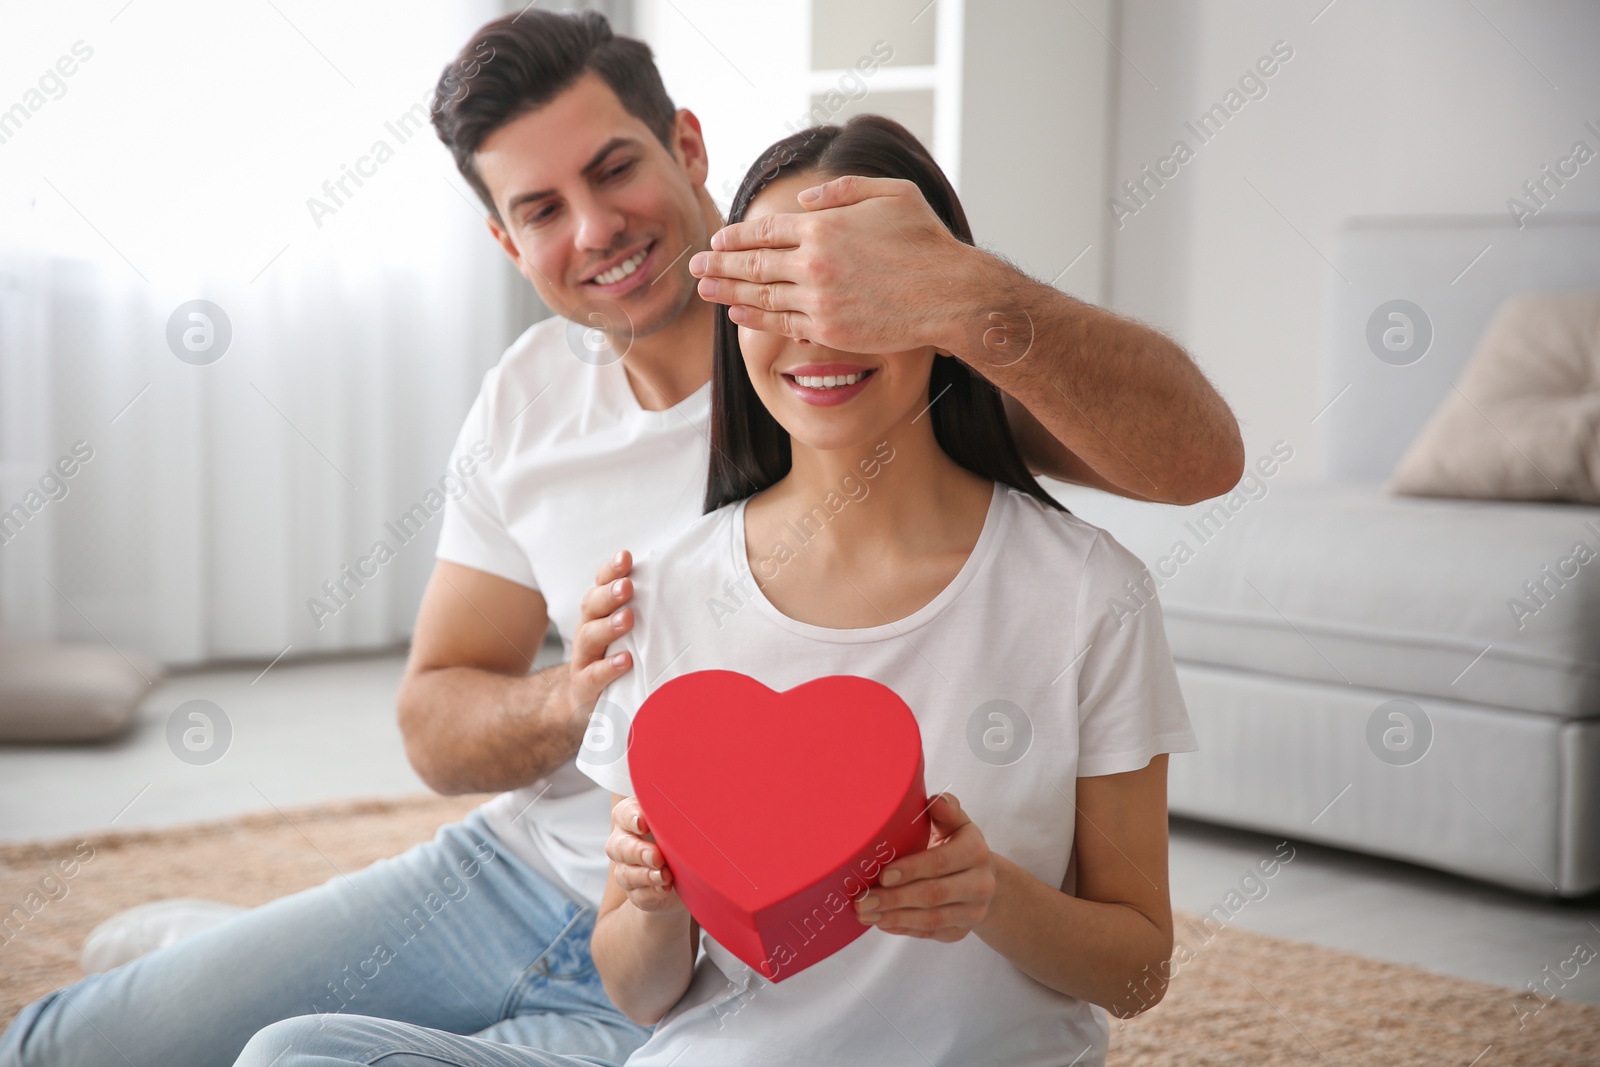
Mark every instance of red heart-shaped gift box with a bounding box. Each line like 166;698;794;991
627;669;930;982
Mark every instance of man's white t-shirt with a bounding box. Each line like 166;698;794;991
435;315;712;906
578;483;1197;1067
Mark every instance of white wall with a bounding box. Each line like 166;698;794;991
1108;0;1600;476
636;0;1114;303
629;0;1600;480
633;0;811;216
960;0;1112;303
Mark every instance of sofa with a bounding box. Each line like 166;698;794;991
1057;215;1600;897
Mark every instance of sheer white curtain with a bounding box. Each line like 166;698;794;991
0;0;525;665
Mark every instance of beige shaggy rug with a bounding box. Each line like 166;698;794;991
1;794;1595;1065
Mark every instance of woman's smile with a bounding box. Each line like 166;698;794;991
779;363;878;407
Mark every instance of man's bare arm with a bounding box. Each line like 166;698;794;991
689;175;1244;505
975;281;1242;503
397;557;635;795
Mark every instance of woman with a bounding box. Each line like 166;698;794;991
577;115;1196;1067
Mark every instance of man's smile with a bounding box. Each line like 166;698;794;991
581;238;659;296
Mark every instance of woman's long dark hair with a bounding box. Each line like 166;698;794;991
704;114;1064;515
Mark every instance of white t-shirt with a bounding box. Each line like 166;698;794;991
435;315;712;906
578;483;1197;1067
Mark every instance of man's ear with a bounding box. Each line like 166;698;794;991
486;214;523;266
485;215;545;291
671;108;710;186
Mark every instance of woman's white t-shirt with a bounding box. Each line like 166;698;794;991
578;482;1197;1067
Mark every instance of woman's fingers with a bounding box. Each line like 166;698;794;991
874;794;978;885
614;857;672;895
861;898;988;935
605;823;653;867
878;924;971;943
927;792;972;834
857;794;994;938
617;860;676;907
857;865;991;919
613;856;673;892
608;798;680;910
611;796;649;836
613;860;678;911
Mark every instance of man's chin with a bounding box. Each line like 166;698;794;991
585;278;693;342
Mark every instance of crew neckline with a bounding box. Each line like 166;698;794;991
608;355;712;421
731;481;1009;644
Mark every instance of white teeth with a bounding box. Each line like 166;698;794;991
793;372;865;389
593;247;650;285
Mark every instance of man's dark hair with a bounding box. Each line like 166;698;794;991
430;10;677;221
704;114;1065;516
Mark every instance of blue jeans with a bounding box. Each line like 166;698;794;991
0;812;649;1067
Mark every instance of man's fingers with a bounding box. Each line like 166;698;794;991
726;305;811;340
577;578;631;634
696;276;799;313
570;611;631;672
572;585;627;643
567;641;628;736
704;213;802;254
689;247;799;286
572;648;631;703
796;174;916;210
592;549;633;587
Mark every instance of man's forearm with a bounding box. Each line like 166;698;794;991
397;662;584;795
943;249;1244;504
691;176;1242;502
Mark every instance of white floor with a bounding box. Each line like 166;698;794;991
2;649;1596;1006
0;651;430;842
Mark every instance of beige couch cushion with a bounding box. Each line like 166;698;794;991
0;641;160;741
1388;291;1600;503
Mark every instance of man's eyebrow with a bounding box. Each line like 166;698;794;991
504;136;643;217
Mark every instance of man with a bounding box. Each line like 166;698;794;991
0;10;1239;1067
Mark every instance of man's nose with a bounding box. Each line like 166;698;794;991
572;195;627;253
